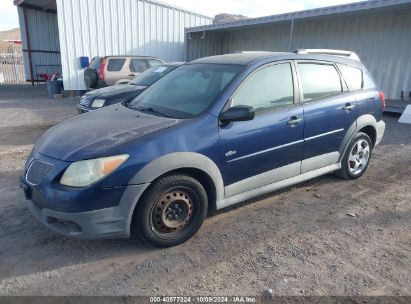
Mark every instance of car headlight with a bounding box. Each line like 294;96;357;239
60;154;129;187
92;99;105;108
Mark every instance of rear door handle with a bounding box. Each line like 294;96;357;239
286;116;303;126
128;73;136;77
343;103;355;111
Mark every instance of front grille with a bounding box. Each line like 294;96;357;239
26;160;54;185
79;95;93;106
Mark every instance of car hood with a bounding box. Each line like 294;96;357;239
85;84;147;99
36;105;179;161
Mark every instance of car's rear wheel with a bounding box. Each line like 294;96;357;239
132;174;208;247
336;132;372;180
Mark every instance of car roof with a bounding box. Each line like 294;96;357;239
190;52;288;65
189;51;363;67
103;55;163;60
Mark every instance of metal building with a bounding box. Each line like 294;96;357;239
186;0;411;103
14;0;212;90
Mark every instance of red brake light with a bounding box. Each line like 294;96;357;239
378;91;385;110
98;58;107;81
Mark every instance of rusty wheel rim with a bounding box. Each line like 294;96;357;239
151;189;194;233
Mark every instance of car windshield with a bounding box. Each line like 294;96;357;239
127;64;243;119
130;65;177;86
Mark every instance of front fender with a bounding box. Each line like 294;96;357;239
124;152;224;230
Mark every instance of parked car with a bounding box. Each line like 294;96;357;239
21;50;385;247
77;63;182;113
83;55;164;89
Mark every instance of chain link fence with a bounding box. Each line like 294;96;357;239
0;44;26;84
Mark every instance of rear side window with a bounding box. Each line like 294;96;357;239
130;59;148;73
298;63;342;101
338;64;363;91
147;59;163;67
107;58;126;71
89;57;101;69
232;63;294;112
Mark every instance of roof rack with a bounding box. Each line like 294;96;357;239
294;49;360;61
234;51;274;54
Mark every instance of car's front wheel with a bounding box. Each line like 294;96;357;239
132;174;208;247
336;132;373;180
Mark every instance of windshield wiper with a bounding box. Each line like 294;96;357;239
136;106;171;118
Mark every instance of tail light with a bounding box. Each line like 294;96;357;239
98;58;107;81
378;91;385;110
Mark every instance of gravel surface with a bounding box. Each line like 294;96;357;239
0;85;410;296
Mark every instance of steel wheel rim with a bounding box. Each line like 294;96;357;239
151;189;194;234
348;139;370;175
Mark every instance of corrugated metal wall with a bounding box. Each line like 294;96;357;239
17;7;61;82
187;9;411;100
56;0;212;90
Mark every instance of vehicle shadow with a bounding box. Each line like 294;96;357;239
0;124;54;147
208;173;341;217
0;168;338;281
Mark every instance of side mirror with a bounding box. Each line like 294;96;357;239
219;105;255;123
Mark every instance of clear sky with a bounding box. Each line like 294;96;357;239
0;0;363;31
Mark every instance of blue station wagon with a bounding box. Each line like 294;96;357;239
21;50;385;247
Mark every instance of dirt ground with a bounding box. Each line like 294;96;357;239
0;85;410;296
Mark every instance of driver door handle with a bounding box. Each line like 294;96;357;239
286;116;303;126
343;103;355;111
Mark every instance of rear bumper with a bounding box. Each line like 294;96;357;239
375;120;385;146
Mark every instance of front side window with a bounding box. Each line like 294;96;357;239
338;64;363;91
130;59;148;73
231;63;294;112
128;64;243;118
107;58;126;71
298;63;342;101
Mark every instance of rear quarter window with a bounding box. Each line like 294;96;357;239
337;64;363;91
89;57;101;69
107;58;126;71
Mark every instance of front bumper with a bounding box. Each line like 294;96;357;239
27;200;127;239
375;120;385;146
21;176;150;240
76;105;91;114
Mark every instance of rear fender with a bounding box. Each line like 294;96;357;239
338;114;377;162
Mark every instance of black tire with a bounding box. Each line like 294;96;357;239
84;68;98;89
95;79;107;89
132;174;208;248
335;132;373;180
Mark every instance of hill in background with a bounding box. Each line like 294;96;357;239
0;28;21;49
0;28;21;41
